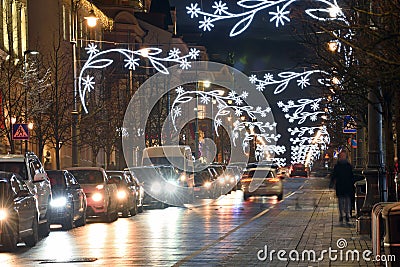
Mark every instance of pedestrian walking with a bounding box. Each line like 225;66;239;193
329;151;354;225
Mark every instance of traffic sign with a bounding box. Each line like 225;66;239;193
12;124;30;140
343;115;357;134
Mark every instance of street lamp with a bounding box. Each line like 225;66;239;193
23;50;39;152
71;0;98;167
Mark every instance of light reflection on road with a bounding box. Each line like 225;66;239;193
0;178;305;265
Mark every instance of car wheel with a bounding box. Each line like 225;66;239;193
62;211;74;230
130;201;138;216
122;207;130;218
75;212;86;227
277;193;283;201
2;223;18;251
38;220;50;237
137;204;143;213
24;215;39;247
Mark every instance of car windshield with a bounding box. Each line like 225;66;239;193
0;162;28;180
47;171;66;189
194;170;211;184
156;166;180;181
107;174;126;186
293;164;305;170
69;170;103;184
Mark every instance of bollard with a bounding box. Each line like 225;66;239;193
382;202;400;266
371;202;395;257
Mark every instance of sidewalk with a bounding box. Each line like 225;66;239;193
219;176;384;267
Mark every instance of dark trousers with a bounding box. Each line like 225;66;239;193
338;195;351;221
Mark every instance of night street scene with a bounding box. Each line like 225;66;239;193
0;0;399;266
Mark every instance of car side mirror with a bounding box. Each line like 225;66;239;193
33;173;46;182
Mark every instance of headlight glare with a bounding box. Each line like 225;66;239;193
92;192;103;202
51;197;67;207
117;190;127;199
0;209;7;220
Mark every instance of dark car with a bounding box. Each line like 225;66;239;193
106;171;138;217
47;170;87;230
289;163;308;177
194;167;217;199
0;171;39;251
124;169;144;213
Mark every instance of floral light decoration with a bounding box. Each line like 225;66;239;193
170;86;286;163
78;43;200;113
249;70;330;94
186;0;346;37
277;98;325;124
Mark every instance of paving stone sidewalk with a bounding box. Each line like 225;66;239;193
219;177;386;267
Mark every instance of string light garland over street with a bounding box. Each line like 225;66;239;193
79;43;200;113
186;0;345;37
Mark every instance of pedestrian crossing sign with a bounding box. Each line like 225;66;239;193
343;115;357;134
12;123;30;140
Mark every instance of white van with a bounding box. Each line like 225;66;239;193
142;145;194;188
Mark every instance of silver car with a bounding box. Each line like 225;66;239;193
241;167;283;201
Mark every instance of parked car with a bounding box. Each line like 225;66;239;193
124;169;144;213
241;167;283;201
0;152;52;237
289;163;308;177
67;167;118;222
0;171;39;251
47;170;87;230
106;171;138;217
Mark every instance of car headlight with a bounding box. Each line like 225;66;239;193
204;181;211;188
92;192;103;202
51;197;67;207
0;209;7;220
117;190;127;200
180;174;186;182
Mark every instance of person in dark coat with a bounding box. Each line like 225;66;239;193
330;151;354;225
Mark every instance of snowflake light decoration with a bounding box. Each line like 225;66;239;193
249;70;330;94
78;43;200;113
171;87;271;136
170;86;280;154
186;0;345;37
277;98;325;124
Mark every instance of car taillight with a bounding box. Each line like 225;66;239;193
241;178;252;183
267;178;280;183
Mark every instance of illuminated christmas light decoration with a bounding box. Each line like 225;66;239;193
249;70;330;94
277;98;325;124
255;144;286;166
78;43;200;113
186;0;345;37
291;144;321;165
171;87;271;136
170;86;281;155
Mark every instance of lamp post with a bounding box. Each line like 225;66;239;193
23;50;39;152
71;0;98;167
